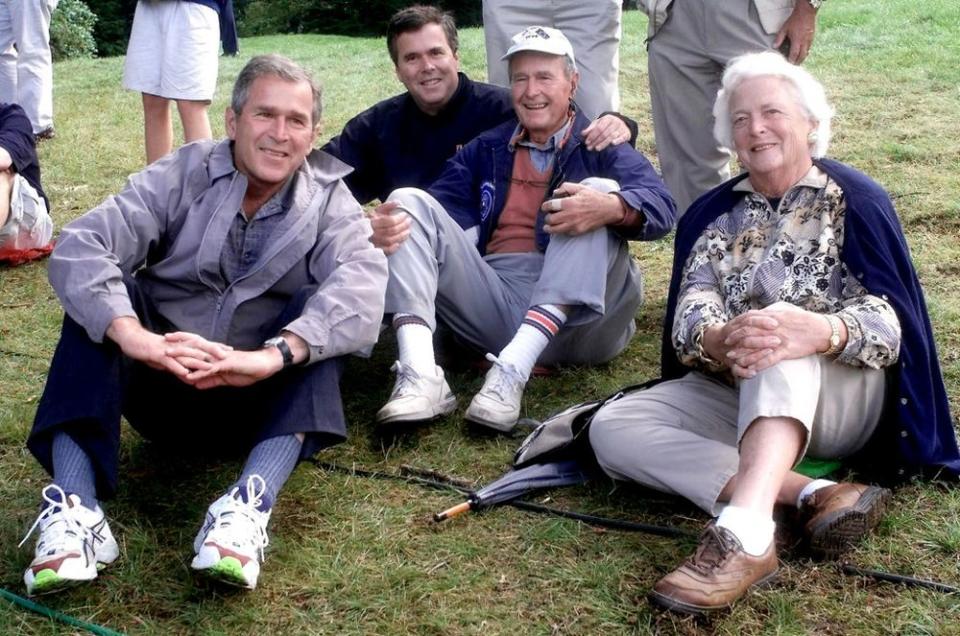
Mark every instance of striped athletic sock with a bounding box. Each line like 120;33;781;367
497;304;568;380
231;434;303;511
51;432;99;509
393;313;437;376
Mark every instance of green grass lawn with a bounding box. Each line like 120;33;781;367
2;2;960;634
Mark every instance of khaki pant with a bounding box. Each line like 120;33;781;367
482;0;621;120
588;355;886;514
647;0;780;214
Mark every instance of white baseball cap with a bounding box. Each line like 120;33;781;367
500;26;576;68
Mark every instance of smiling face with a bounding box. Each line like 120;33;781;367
226;74;317;201
509;52;578;144
393;23;460;116
730;75;816;193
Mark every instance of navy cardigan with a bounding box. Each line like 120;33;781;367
661;158;960;482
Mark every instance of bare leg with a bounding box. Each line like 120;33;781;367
142;93;173;164
176;99;212;144
727;416;807;515
718;469;813;509
0;169;12;230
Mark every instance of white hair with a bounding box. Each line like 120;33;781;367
712;51;834;158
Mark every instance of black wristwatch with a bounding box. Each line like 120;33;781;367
263;336;295;368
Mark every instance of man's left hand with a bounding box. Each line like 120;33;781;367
774;1;818;64
185;347;284;389
582;115;631;151
542;181;625;236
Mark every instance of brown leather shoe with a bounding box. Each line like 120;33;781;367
649;522;778;616
803;482;891;559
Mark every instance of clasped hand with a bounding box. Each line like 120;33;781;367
108;318;282;390
703;304;830;378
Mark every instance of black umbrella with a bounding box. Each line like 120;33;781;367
433;459;590;522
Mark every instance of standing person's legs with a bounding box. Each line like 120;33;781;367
176;99;212;144
0;2;17;109
553;0;621;119
7;0;58;134
481;0;541;87
647;0;774;215
142;93;173;163
165;2;217;146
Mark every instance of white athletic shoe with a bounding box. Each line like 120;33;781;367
464;353;527;433
191;475;271;590
376;361;457;425
20;485;119;596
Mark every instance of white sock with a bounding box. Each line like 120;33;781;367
394;314;436;377
796;479;837;509
716;505;775;556
497;304;568;380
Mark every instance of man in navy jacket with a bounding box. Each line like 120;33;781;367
371;26;676;434
321;5;634;206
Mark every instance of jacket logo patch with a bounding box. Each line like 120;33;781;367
480;181;495;222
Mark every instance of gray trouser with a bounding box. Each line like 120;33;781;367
647;0;777;215
383;187;642;366
588;355;886;514
482;0;621;120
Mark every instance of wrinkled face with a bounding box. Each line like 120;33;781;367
510;52;578;144
729;75;815;178
394;23;460;116
227;75;317;194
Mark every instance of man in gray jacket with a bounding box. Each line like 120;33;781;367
18;55;387;595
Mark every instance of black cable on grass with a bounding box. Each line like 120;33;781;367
0;587;125;636
311;459;960;593
311;459;693;538
841;564;960;594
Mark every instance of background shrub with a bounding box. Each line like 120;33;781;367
91;0;136;58
50;0;98;61
238;0;483;37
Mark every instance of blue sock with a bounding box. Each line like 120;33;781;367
51;432;99;509
231;434;302;511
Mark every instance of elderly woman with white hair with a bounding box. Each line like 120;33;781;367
587;50;960;615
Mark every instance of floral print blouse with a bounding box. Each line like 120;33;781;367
673;166;901;372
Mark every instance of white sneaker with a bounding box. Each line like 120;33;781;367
191;475;271;589
376;361;457;425
464;353;527;433
20;485;119;596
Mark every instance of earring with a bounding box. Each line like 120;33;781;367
807;130;819;144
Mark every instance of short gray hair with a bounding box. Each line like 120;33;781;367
231;54;323;125
712;51;833;158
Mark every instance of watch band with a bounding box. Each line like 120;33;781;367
263;336;295;368
823;314;843;357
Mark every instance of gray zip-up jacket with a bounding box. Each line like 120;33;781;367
49;139;387;364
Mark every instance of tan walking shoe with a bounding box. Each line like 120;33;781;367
803;482;890;559
649;521;778;616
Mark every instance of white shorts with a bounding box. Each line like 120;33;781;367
0;175;53;251
122;0;220;102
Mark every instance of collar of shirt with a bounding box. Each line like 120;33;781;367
236;172;299;223
508;111;575;173
734;164;828;195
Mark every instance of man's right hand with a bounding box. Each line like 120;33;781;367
369;200;411;255
105;317;229;381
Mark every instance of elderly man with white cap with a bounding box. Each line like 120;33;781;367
370;26;676;434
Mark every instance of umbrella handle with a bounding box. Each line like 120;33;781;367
433;501;472;522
